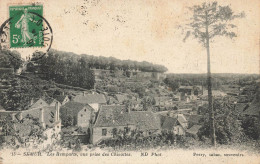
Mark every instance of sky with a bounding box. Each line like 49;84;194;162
0;0;259;74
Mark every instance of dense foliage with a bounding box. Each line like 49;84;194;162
99;129;189;150
32;49;168;73
0;114;46;149
0;50;23;69
241;117;260;140
165;74;259;91
31;50;95;89
0;77;44;110
198;99;246;144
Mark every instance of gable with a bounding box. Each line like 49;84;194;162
30;99;49;109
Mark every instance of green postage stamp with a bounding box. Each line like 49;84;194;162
9;5;43;48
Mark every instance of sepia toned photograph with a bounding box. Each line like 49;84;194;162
0;0;259;163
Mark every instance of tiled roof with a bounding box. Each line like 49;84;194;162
161;117;178;130
29;98;49;109
184;114;203;124
177;114;188;124
155;114;167;127
73;94;107;104
93;105;132;127
115;94;128;103
186;125;202;135
53;95;68;104
42;95;57;105
60;101;94;118
108;97;119;104
130;111;161;131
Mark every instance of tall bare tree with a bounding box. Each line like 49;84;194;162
182;2;244;147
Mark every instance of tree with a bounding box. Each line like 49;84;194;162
242;116;260;140
198;99;245;145
183;1;244;147
0;50;23;69
164;77;180;91
1;78;44;111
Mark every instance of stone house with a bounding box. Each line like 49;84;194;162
161;116;186;135
92;105;161;144
92;105;135;144
73;93;107;112
130;111;161;136
60;102;95;128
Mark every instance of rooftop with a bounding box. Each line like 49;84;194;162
73;93;107;104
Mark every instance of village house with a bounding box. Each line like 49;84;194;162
0;102;61;149
60;102;95;128
183;114;203;128
115;94;128;104
130;111;161;136
154;97;173;107
28;98;49;109
92;105;135;144
73;92;107;112
92;105;161;144
107;96;119;105
176;114;188;129
41;95;61;107
161;116;186;135
186;125;202;138
53;94;70;106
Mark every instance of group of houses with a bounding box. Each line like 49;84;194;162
0;88;206;147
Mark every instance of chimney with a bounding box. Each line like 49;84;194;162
19;112;23;121
30;99;34;106
40;108;46;129
62;92;64;96
83;91;85;96
11;113;16;121
55;101;60;122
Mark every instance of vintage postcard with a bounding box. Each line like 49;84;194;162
0;0;259;164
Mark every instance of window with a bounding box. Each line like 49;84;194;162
81;114;83;117
124;127;130;133
84;109;87;112
102;129;107;136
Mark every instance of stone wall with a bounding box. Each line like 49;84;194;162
92;125;135;144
